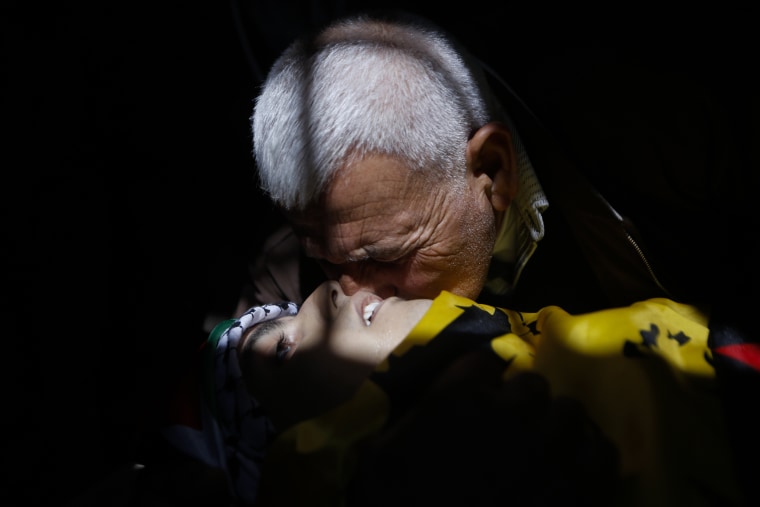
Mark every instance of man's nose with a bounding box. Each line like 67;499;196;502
336;263;397;299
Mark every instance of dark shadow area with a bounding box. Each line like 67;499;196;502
2;1;756;505
3;2;264;505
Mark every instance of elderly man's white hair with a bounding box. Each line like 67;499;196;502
252;12;496;210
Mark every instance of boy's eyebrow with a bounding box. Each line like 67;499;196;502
240;318;290;353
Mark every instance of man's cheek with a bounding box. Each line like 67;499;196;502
401;270;446;299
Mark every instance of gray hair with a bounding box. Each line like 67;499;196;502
251;13;496;210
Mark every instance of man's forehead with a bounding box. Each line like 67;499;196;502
287;202;423;263
289;208;392;249
288;163;426;228
329;153;416;189
285;154;441;258
289;195;421;236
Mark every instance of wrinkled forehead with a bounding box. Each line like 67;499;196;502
285;160;459;265
286;154;431;225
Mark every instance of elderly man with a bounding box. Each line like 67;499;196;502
242;11;753;320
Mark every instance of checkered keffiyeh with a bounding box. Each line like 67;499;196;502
162;302;298;505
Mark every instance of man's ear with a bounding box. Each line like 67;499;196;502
466;122;518;212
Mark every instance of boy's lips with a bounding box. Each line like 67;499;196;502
356;293;384;326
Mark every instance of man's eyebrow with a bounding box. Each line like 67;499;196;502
240;318;290;352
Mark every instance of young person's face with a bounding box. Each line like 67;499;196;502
238;280;432;429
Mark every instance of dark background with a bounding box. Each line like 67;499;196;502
2;1;755;505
